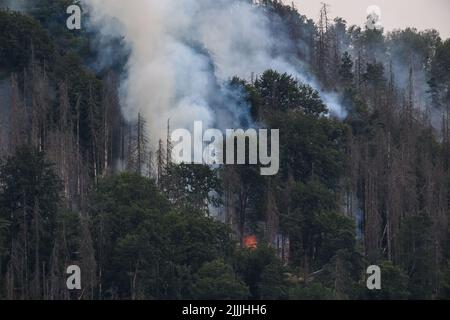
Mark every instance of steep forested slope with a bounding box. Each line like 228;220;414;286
0;0;449;300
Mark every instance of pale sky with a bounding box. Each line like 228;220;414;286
293;0;450;39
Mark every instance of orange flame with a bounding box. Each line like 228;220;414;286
243;235;257;250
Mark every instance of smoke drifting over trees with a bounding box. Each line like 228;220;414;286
83;0;347;140
0;0;450;300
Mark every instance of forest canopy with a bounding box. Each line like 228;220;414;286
0;0;449;300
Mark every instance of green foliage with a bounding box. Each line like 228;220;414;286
289;282;335;300
320;249;365;299
2;0;91;55
162;209;235;271
363;62;385;87
0;145;61;226
192;259;249;300
317;213;357;264
282;180;342;266
0;7;104;174
258;259;289;299
0;145;63;299
90;173;236;299
1;0;449;301
339;52;354;86
388;28;441;67
399;212;435;299
361;28;385;56
163;164;222;213
271;111;348;186
430;39;450;107
251;70;328;118
234;246;288;299
366;261;410;300
239;68;355;292
0;10;55;71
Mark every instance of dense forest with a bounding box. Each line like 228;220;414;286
0;0;450;300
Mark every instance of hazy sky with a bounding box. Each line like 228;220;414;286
293;0;450;39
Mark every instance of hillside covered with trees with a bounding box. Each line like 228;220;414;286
0;0;450;300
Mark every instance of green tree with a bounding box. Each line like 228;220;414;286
163;164;222;213
234;246;287;299
252;70;327;119
192;259;249;300
289;282;334;300
339;51;354;87
90;173;235;299
366;261;410;300
0;10;55;71
399;212;435;299
0;145;62;299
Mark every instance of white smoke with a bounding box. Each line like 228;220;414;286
83;0;347;141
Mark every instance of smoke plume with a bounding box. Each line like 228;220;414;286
83;0;347;140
